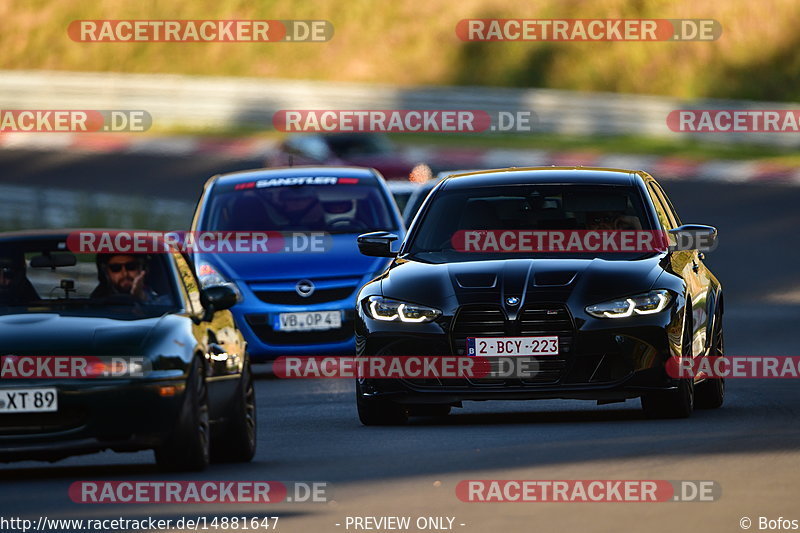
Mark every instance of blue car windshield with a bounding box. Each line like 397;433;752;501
202;178;398;233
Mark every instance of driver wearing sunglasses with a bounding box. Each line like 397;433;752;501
92;253;158;303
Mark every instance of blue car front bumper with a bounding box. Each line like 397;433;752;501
232;297;358;361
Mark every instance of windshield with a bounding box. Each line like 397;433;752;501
0;243;179;319
405;184;654;263
203;177;398;233
404;182;439;224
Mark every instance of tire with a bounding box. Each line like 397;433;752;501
356;380;408;426
641;312;695;419
212;358;257;463
155;357;210;472
695;309;725;409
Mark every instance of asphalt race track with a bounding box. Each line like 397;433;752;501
1;148;799;532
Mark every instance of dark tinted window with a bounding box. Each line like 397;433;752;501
406;184;652;262
403;182;438;226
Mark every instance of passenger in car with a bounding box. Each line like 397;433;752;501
0;255;38;305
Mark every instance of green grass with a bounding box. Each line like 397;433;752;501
3;0;800;101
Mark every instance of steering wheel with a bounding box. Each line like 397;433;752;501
327;217;368;231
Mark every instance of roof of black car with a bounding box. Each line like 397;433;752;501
440;167;641;189
212;166;380;186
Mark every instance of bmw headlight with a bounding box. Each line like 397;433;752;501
586;290;672;318
365;296;441;323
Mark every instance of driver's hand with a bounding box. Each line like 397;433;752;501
131;271;147;301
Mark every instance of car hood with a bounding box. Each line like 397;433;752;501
202;234;389;283
0;313;164;356
380;256;667;312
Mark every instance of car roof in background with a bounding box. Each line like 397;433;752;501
212;166;381;187
440;167;639;189
386;181;420;192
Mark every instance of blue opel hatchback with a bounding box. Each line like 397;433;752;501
191;166;404;361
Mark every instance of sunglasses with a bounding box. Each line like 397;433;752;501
107;261;143;273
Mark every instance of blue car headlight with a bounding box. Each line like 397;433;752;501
586;290;672;318
365;296;441;323
196;260;229;288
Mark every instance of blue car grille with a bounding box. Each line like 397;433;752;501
253;286;356;305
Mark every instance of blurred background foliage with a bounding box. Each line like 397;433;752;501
1;0;798;101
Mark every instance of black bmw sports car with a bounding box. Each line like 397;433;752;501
0;231;255;471
354;167;723;424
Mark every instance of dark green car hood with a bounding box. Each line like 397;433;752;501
0;313;164;356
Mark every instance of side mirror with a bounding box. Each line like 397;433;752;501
357;231;399;257
199;283;240;321
669;224;718;252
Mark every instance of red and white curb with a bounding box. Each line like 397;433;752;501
1;132;798;185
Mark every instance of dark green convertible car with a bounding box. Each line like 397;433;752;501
0;230;255;471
